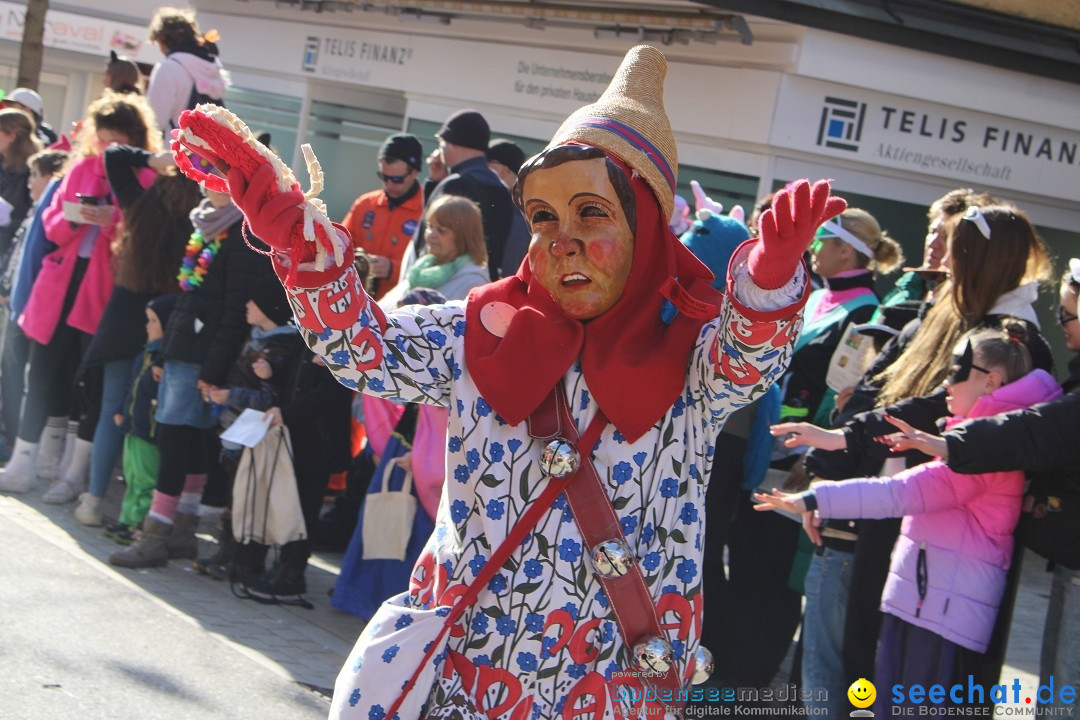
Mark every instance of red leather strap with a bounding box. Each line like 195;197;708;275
555;386;687;713
388;386;608;719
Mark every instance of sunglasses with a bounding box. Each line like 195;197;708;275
1057;306;1078;327
946;341;991;385
376;171;411;184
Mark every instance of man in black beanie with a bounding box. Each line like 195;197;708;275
487;138;526;190
341;132;424;300
404;109;529;282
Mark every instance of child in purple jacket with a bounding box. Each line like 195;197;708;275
756;321;1061;712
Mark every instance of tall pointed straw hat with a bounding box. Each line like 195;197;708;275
548;44;678;220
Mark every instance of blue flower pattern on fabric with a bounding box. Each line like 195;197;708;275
496;615;517;636
612;461;632;485
558;539;581;563
677;559;698;583
489;574;508;593
660;476;679;498
284;267;802;720
681;502;699;525
517;651;538;672
523;559;543;579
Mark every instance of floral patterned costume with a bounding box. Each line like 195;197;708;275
284;245;806;720
168;42;841;720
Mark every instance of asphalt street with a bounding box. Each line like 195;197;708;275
0;500;330;720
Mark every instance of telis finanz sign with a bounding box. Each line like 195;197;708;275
772;76;1080;202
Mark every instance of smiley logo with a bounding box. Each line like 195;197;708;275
848;678;876;709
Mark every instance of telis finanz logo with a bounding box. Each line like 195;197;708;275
817;96;867;152
302;36;320;72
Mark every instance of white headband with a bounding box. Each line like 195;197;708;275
962;205;991;240
817;218;874;258
1068;258;1080;286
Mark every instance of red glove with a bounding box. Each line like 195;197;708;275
227;164;306;255
747;179;847;290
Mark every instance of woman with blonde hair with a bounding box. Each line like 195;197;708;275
727;206;903;696
0;109;43;256
772;201;1054;697
0;92;160;501
379;194;489;308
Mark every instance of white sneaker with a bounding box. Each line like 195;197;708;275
0;438;39;493
0;467;34;493
74;493;103;526
42;478;81;504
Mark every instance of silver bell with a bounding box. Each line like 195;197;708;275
540;437;579;478
592;539;635;578
633;636;674;675
691;645;714;685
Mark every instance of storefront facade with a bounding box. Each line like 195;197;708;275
10;0;1078;320
0;0;163;135
191;3;1080;270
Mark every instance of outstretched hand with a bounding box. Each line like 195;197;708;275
879;414;948;459
769;422;847;451
748;179;847;289
752;488;808;514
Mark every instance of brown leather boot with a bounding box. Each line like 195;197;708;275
166;511;200;559
109;517;171;568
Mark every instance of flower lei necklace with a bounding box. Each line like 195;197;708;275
178;229;226;291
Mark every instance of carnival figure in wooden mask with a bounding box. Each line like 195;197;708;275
172;44;844;720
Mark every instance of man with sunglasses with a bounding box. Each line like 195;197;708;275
341;133;424;301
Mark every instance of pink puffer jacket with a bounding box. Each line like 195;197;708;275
19;154;154;344
813;368;1062;652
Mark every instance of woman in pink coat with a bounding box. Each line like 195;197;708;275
759;319;1062;713
0;93;159;501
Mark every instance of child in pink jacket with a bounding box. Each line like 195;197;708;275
0;92;159;501
756;321;1061;713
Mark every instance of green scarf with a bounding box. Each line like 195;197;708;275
406;254;470;290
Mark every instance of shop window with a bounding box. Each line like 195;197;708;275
224;87;302;167
305;98;404;220
675;165;759;229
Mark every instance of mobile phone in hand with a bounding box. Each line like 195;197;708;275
75;193;104;206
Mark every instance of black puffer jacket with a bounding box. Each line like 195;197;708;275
279;348;353;477
806;312;1053;480
945;353;1080;568
161;211;275;386
946;353;1080;485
